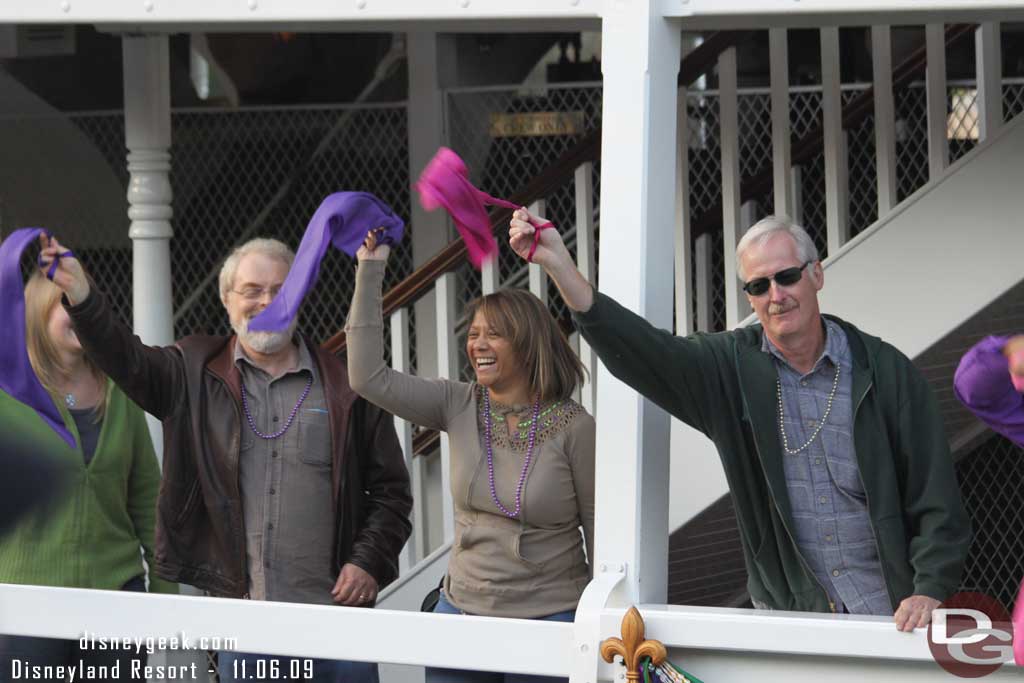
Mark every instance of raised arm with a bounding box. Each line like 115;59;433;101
345;240;462;431
41;236;186;420
508;209;725;436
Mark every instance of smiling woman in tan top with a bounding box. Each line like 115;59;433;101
346;232;594;683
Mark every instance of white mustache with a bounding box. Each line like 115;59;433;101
768;302;797;315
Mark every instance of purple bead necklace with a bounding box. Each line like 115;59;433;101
241;376;313;439
483;388;541;519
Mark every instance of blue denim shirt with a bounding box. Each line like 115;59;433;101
763;319;891;615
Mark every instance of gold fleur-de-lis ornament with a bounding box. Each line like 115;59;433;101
600;606;667;682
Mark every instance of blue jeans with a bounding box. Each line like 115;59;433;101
218;651;378;683
425;592;574;683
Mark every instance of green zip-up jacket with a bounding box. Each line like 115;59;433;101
0;383;177;594
575;292;970;612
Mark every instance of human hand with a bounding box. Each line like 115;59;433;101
37;234;90;305
894;594;941;632
330;562;379;606
356;227;391;262
508;207;570;270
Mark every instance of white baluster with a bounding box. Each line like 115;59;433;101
574;162;597;415
872;25;897;216
719;47;749;329
675;84;694;337
770;28;793;218
390;307;419;570
821;26;849;253
925;23;949;179
528;199;548;305
976;22;1003;142
434;274;457;543
695;233;714;333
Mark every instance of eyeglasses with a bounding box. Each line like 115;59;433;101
230;285;282;302
742;261;812;296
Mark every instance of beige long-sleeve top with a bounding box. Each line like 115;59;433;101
346;260;595;618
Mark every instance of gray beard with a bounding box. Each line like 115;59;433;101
232;316;297;354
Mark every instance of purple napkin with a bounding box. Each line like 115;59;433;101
248;192;404;333
0;228;76;448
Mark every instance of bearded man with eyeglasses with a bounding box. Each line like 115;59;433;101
40;235;411;683
509;211;969;633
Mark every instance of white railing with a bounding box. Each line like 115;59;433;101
3;580;1009;683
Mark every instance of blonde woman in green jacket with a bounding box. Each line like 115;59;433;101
0;272;176;682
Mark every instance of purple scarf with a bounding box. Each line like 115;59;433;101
249;192;404;333
954;335;1024;447
0;228;76;448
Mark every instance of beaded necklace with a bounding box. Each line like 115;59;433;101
776;362;840;455
482;388;540;519
241;376;313;440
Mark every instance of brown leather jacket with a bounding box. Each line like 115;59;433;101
66;288;412;598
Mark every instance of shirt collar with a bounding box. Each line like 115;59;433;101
761;317;845;374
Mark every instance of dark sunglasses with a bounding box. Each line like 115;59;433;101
742;261;813;296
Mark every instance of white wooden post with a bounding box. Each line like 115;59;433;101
527;199;547;304
434;274;458;543
769;28;793;218
124;35;174;462
574;162;597;415
592;1;679;608
719;47;749;329
872;25;897;216
976;22;1003;142
675;84;694;336
821;26;849;253
390;308;419;571
925;23;949;179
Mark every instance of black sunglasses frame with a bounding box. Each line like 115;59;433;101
742;261;813;296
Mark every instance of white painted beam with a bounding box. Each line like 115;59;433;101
595;2;679;606
820;26;849;253
0;1;599;24
976;22;1003;141
925;23;949;179
871;25;897;216
769;27;793;218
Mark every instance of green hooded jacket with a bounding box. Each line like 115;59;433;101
575;292;970;612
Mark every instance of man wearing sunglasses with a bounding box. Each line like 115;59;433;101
510;211;969;633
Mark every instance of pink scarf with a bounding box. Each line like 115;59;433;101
414;147;553;269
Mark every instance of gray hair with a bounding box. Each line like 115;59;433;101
218;238;295;303
735;215;819;282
